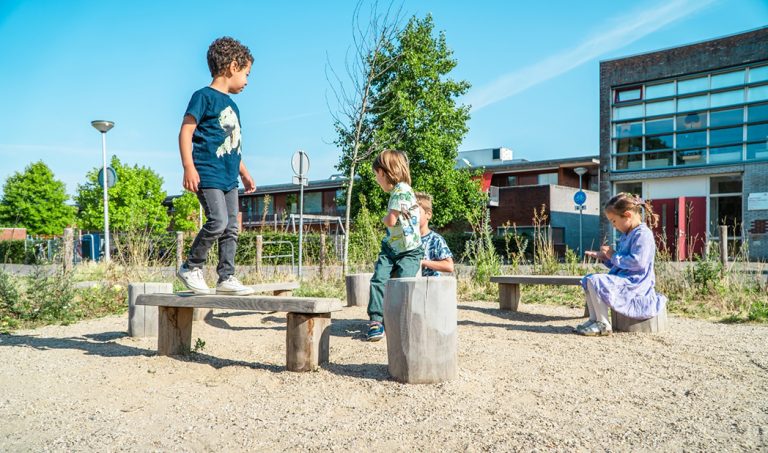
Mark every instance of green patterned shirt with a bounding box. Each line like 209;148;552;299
384;182;421;254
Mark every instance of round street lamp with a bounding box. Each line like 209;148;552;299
91;120;115;262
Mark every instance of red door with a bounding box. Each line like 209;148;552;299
649;197;706;260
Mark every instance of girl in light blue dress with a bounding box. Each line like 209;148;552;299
577;193;667;336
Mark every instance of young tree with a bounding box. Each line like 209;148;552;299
0;161;75;235
75;156;169;233
329;0;404;274
353;14;482;226
171;191;203;233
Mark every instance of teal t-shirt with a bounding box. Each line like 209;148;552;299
184;87;243;191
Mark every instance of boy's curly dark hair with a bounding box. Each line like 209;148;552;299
207;37;254;77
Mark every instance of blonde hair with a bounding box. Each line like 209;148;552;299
415;192;433;214
372;150;411;186
605;192;659;229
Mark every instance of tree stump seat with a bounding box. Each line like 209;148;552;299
135;290;342;372
345;273;373;307
612;305;668;333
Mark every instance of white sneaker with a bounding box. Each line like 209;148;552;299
177;265;210;295
216;276;255;296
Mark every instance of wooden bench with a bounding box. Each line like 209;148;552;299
136;292;343;372
191;281;301;321
489;275;585;313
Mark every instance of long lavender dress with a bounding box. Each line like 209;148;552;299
582;223;667;320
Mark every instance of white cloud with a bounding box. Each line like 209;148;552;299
466;0;717;112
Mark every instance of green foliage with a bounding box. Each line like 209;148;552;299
171;191;203;232
0;161;75;235
0;239;44;264
75;156;169;233
341;14;481;226
193;338;206;353
347;195;384;266
462;206;501;284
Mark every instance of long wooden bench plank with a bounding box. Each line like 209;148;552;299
490;275;582;285
136;293;343;314
250;282;300;292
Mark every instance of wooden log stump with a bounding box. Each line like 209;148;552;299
127;282;173;337
192;308;212;322
158;306;194;355
345;273;373;307
611;305;668;333
498;283;520;311
383;277;457;384
286;312;331;372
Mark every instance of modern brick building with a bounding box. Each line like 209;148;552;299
600;27;768;260
460;149;601;255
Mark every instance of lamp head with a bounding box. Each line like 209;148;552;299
91;120;115;133
574;167;588;176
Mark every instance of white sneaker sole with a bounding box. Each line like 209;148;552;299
216;287;255;296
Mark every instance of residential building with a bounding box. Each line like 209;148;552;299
460;149;601;255
600;26;768;260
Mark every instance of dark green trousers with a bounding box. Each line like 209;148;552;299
367;242;423;322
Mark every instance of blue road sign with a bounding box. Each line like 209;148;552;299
574;190;587;206
98;167;117;188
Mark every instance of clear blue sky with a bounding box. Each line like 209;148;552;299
0;0;766;198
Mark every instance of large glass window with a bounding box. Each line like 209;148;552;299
709;145;743;164
646;100;675;116
537;173;558;185
611;62;768;171
710;126;743;146
749;85;768;103
614;104;643;120
711;70;745;89
304;192;322;214
646;134;673;150
749;65;768;83
615;122;642;137
615;182;643;197
710;175;742;194
677;148;705;165
645;82;675;99
678;76;709;94
678;95;708;112
677;131;706;149
710;108;744;127
748;104;768;123
711;89;745;108
709;176;743;239
748;123;768;143
676;112;707;130
646;117;674;135
747;142;768;160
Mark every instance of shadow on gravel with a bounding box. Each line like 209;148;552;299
458;320;575;335
0;332;152;357
458;304;583;323
204;312;286;332
179;353;284;373
324;362;390;381
330;318;367;340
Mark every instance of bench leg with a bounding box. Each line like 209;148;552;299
499;284;521;311
286;312;331;372
158;306;193;356
274;289;293;297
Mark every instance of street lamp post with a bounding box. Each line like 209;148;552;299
574;167;588;258
91;120;114;263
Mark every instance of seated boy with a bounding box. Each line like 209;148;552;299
415;192;454;276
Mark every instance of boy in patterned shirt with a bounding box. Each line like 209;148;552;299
415;192;454;277
366;150;422;341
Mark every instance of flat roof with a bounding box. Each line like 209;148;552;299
600;25;768;63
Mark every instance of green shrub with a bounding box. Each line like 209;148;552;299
0;239;43;264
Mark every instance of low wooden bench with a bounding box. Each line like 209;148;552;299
191;281;301;321
489;275;585;314
136;292;343;372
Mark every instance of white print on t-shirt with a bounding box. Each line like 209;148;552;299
216;106;241;158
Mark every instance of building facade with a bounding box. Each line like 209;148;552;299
600;27;768;260
460;149;601;256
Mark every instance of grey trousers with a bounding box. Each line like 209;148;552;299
186;188;239;283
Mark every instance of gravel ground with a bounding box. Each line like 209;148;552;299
1;301;766;452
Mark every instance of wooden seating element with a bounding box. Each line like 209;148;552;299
136;292;342;372
383;277;457;384
345;273;373;307
612;306;668;333
490;275;584;312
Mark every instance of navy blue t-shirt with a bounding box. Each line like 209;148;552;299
184;87;243;191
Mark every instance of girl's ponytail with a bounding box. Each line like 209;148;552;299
642;198;659;229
